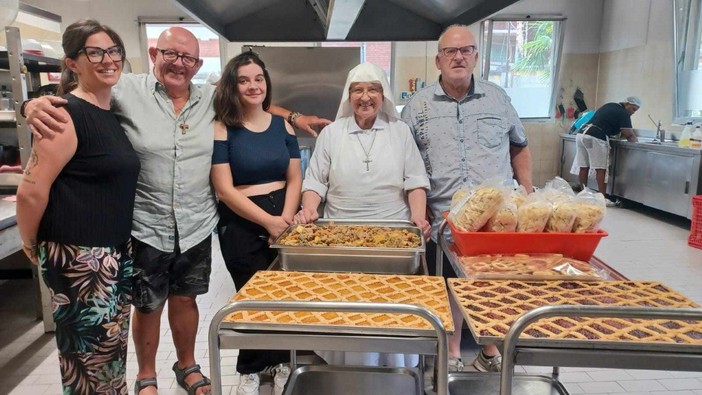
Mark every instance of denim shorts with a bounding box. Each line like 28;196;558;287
131;234;212;313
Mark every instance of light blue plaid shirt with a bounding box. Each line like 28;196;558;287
401;76;527;239
112;73;218;252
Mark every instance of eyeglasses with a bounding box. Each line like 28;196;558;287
349;86;383;98
156;48;200;68
439;45;477;58
78;45;124;63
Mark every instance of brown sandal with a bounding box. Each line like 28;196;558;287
173;362;211;395
134;377;157;395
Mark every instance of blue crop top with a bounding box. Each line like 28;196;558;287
212;115;300;186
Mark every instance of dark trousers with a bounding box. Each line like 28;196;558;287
425;240;457;278
217;187;290;374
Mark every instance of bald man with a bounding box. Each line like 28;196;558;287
402;24;533;373
24;27;330;395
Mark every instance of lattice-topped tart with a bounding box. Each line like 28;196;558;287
449;279;701;345
225;271;453;334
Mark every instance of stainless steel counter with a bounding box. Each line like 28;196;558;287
0;196;19;261
559;134;702;218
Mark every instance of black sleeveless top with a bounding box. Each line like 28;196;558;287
38;94;140;247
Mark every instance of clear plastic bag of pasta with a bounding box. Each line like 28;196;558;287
516;191;552;232
449;180;506;232
542;177;578;233
512;185;528;208
485;184;521;232
542;176;576;204
572;188;606;233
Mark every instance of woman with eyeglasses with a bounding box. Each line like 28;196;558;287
16;19;140;394
211;51;301;395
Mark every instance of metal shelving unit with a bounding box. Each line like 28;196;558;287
2;26;61;170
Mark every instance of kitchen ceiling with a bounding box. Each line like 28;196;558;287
170;0;520;41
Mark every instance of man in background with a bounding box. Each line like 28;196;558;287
571;96;640;206
401;24;533;373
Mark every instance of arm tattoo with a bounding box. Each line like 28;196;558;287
22;150;38;184
24;150;38;176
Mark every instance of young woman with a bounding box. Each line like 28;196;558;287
211;52;301;395
16;19;140;394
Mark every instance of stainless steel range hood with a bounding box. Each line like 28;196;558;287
169;0;520;41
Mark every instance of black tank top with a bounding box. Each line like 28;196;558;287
38;94;140;247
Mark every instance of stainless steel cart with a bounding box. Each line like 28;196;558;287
437;219;702;395
208;300;449;395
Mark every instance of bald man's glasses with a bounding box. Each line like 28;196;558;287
156;48;199;68
439;45;477;58
79;46;124;63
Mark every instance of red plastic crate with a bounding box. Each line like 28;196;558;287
689;195;702;249
446;219;608;261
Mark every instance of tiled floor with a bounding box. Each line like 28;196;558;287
1;202;701;395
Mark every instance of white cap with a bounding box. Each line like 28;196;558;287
625;96;642;108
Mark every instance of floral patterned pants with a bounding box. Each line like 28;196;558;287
39;241;133;395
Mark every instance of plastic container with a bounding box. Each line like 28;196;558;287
447;218;608;261
691;126;702;150
679;122;693;148
689;195;702;250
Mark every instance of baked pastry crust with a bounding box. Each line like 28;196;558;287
449;279;701;345
225;271;454;333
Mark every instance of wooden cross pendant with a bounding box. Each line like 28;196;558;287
363;156;372;171
179;123;189;135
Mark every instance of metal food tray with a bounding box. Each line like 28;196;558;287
448;372;569;395
282;365;422;395
271;219;425;274
443;239;625;281
448;279;702;354
222;271;454;337
436;219;627;281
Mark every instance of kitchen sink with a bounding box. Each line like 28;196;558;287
639;141;680;147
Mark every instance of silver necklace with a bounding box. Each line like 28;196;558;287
178;99;192;135
355;129;377;171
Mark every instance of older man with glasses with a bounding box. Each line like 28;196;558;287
401;24;533;374
23;26;330;395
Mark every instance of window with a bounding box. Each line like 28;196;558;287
674;0;702;122
142;22;221;85
321;41;393;83
480;19;565;119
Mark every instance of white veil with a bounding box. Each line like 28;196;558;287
335;62;399;121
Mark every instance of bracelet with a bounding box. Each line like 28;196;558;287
20;99;32;118
287;111;302;127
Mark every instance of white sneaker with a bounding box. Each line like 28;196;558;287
236;373;260;395
605;198;620;207
273;364;291;395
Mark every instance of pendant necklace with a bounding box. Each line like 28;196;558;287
177;99;192;135
355;129;377;171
